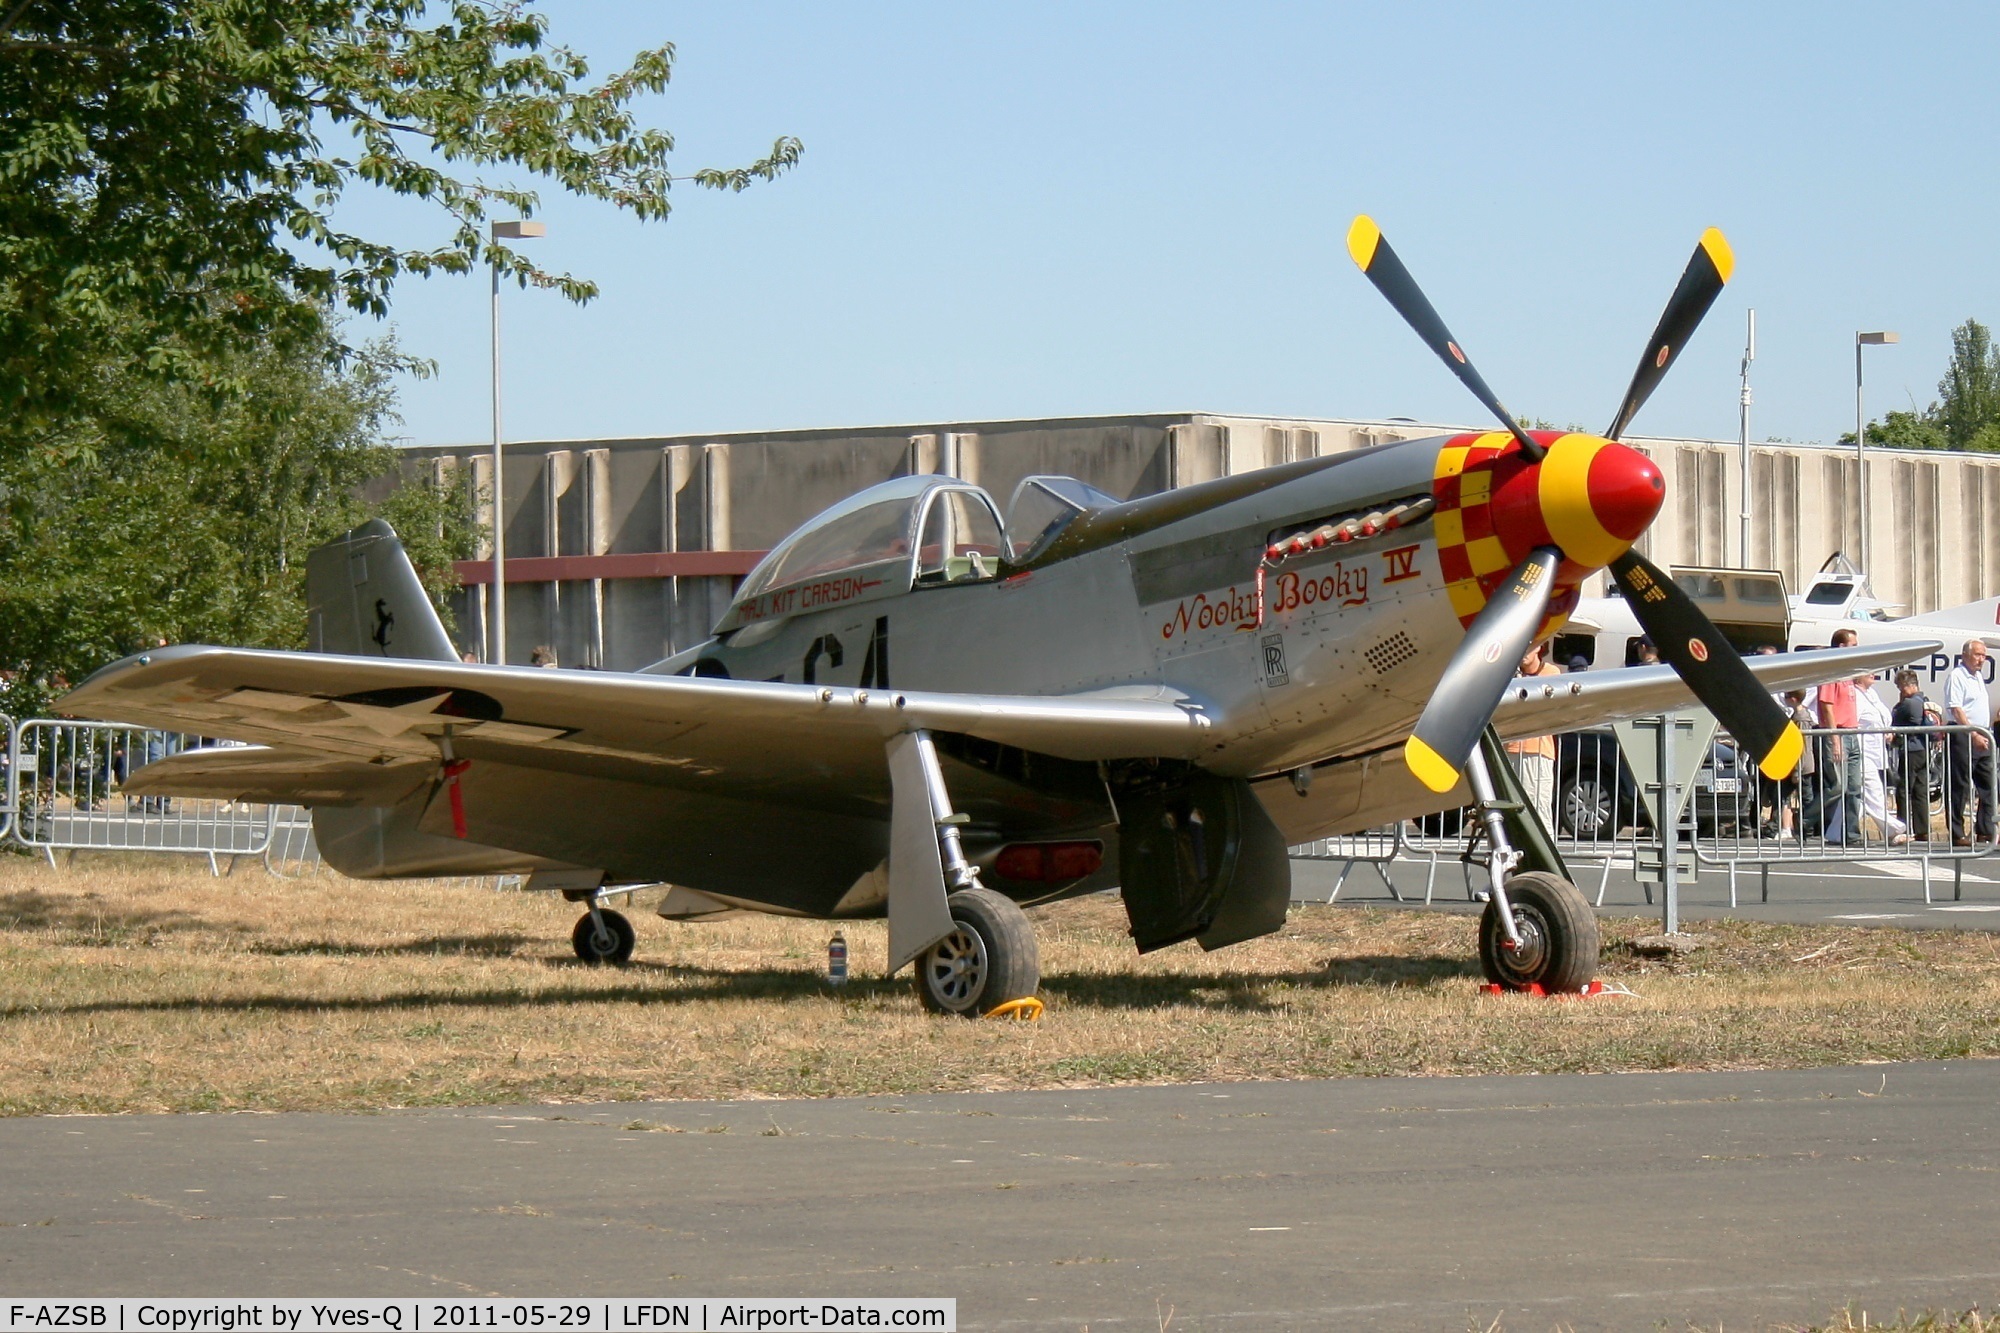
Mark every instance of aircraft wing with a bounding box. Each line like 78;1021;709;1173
60;646;1217;810
1488;640;1943;742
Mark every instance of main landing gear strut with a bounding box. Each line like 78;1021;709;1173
1463;746;1599;993
895;729;1041;1016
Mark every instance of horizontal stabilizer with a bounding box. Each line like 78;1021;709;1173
121;745;432;807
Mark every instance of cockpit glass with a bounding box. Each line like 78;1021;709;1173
917;490;1006;584
764;496;914;587
735;494;919;606
1004;475;1119;560
1804;582;1851;606
722;476;1016;629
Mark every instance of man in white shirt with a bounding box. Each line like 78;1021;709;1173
1944;639;1994;847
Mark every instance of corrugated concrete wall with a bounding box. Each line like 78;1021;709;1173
398;416;2000;671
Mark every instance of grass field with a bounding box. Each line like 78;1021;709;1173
1;854;1998;1116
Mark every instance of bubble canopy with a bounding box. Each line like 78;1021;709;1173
717;475;1008;633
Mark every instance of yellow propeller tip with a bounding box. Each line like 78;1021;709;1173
1758;721;1803;781
1346;215;1382;271
1404;735;1461;794
1700;226;1735;284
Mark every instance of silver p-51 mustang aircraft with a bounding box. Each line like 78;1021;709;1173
63;219;1932;1012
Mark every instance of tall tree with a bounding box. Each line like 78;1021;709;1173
0;328;476;716
1936;319;2000;452
1846;320;2000;454
0;0;800;455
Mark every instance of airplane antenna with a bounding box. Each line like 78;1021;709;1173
1738;308;1754;569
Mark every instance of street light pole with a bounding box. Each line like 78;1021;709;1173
489;219;545;665
1855;330;1899;580
1738;309;1754;569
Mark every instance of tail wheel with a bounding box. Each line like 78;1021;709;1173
1479;871;1598;993
572;908;636;966
915;888;1040;1016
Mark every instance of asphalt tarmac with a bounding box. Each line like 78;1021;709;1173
1291;847;2000;930
3;1062;1997;1330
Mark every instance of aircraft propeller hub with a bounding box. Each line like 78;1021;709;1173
1533;433;1664;571
1477;432;1663;579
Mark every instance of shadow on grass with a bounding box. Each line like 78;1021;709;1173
0;888;205;938
247;935;541;959
1043;955;1482;1011
0;953;1486;1019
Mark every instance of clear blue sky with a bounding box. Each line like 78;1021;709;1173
341;2;2000;451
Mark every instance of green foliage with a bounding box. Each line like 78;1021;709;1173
0;329;476;716
1838;409;1951;452
0;0;800;453
1937;319;2000;451
1846;321;2000;453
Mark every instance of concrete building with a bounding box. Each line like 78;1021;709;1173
397;414;2000;671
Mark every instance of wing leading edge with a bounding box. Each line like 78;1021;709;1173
1490;640;1943;742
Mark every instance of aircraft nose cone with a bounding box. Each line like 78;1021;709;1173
1535;435;1664;570
1588;440;1665;544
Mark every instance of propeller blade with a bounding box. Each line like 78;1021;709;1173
1608;549;1803;780
1605;228;1735;441
1405;548;1563;793
1346;215;1545;463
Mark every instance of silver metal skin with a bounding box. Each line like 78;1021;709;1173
63;431;1941;959
883;730;959;971
1461;746;1523;949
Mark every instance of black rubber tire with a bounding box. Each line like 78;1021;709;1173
1479;871;1599;993
914;887;1040;1016
572;908;636;965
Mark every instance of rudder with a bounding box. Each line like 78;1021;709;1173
305;519;458;662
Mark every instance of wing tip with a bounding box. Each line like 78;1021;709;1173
1346;215;1382;271
1699;226;1735;284
1404;735;1460;794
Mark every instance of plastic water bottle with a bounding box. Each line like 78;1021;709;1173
827;930;848;986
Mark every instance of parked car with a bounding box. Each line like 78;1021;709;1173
1556;728;1760;840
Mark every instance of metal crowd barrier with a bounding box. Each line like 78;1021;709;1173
9;719;295;874
1298;721;1999;910
0;712;13;844
1394;810;1494;904
1290;827;1402;902
1695;723;2000;906
263;806;325;878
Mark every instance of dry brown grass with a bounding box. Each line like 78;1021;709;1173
1;853;1998;1116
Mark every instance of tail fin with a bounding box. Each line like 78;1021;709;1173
305;519;458;662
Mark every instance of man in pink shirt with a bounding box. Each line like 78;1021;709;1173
1813;628;1865;843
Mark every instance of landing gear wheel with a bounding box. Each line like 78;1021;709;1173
1479;871;1598;993
572;908;636;965
915;888;1040;1016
